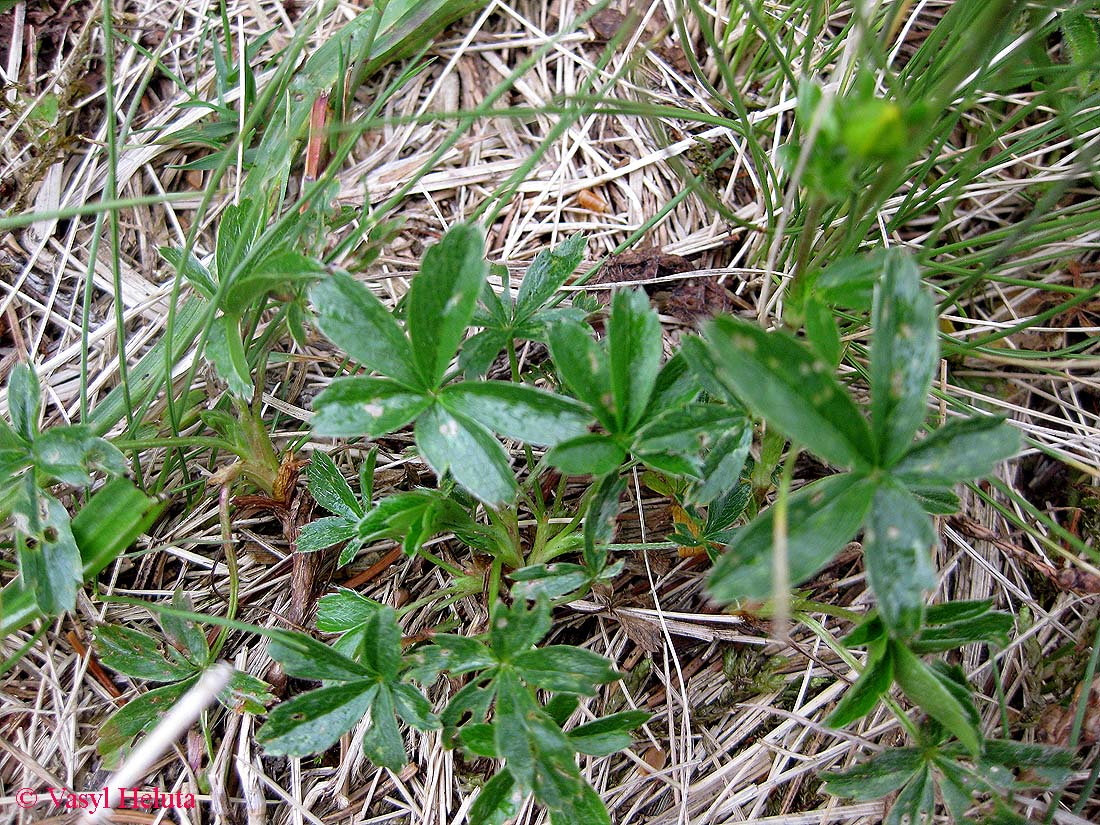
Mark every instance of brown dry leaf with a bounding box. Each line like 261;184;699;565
586;3;693;74
576;189;608;213
639;745;667;775
589;7;627;41
618;612;663;653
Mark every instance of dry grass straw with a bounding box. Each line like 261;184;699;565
1;0;1098;823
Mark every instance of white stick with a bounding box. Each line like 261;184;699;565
81;662;233;824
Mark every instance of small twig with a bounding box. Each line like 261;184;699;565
341;545;403;590
67;629;123;702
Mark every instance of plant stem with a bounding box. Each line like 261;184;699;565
210;485;240;661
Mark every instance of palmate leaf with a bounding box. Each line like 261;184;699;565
893;415;1019;486
461;237;587;377
407;223;487;388
633;404;741;455
885;766;934;825
222;248;321;315
494;668;584;809
645;351;702;416
870;252;938;464
863;481;936;638
408;635;495;683
583;473;625;573
511;563;593;601
708;474;876;603
358;606;403;680
160;246;216;300
700;315;875;469
804;295;842;366
910;612;1014;653
220;669;274;714
547;781;612;825
311;376;431;438
415;403;517;506
814;248;896;310
689;420;752;507
310;272;422;389
608;289;662;431
460;328;511;377
439;382;590;445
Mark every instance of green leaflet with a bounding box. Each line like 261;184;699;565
258;682;379;757
512;645;621;696
826;641;894;728
311;376;431;438
206;314;253;399
891;641;980;756
862;481;936;637
607;289;662;431
407;223;487;387
893;415;1019;486
310;272;421;389
306;452;361;519
98;680;194;765
266;629;372;682
515;234;586;318
708;474;876;603
870;252;937;465
545;434;626;477
548;320;613;423
439;381;590;445
415;403;518;507
94;625;197;682
468;768;519;825
701;315;875;469
822;748;923;800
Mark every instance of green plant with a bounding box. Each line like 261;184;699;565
688;251;1022;753
286;224;736;822
309;223;591;506
257;590;647;825
0;364;161;629
545;290;744;480
93;592;273;767
823;608;1074;825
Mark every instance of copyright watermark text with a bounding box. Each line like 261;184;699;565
10;786;196;813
